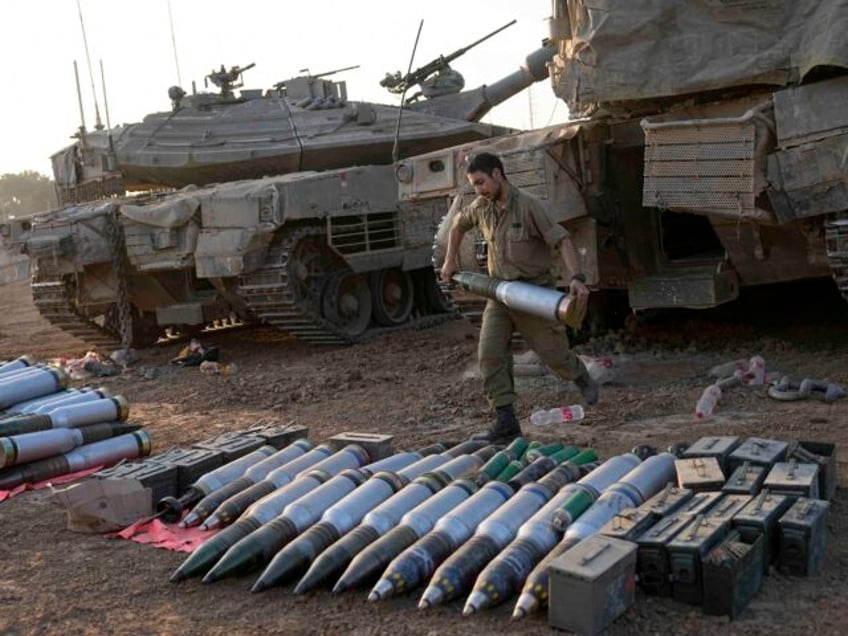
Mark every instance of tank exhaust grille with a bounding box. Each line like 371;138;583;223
329;212;400;255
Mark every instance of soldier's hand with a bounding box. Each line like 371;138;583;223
569;278;590;315
440;257;459;284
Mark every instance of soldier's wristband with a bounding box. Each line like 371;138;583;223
570;273;587;284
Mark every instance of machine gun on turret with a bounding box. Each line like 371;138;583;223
273;64;361;104
273;64;360;90
381;19;516;98
205;62;256;97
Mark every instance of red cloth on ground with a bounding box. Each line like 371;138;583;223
111;513;218;553
0;465;104;502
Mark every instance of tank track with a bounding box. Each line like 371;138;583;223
826;212;848;304
237;225;456;345
30;278;122;350
30;276;246;350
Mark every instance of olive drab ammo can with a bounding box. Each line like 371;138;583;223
722;461;766;495
667;514;730;605
675;457;726;492
790;441;837;501
731;491;792;575
548;535;638;635
193;432;267;462
763;460;820;501
635;513;694;597
94;460;179;503
598;507;655;542
681;436;741;473
675;490;724;517
640;484;694;519
702;530;765;619
705;494;753;525
151;448;225;493
777;497;829;576
727;438;788;474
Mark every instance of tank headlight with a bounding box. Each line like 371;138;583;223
395;163;413;184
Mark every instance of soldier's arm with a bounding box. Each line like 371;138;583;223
441;226;467;283
557;236;590;300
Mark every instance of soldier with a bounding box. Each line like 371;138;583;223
440;152;597;443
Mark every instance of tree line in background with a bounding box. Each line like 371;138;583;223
0;171;57;222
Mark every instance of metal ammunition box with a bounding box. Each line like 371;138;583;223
676;490;724;517
732;491;792;575
93;460;179;504
635;513;694;597
640;484;694;519
727;437;788;474
702;530;765;619
778;498;830;576
549;535;638;636
790;441;837;501
328;432;394;461
243;423;309;450
192;432;267;462
166;448;225;493
681;436;741;473
148;446;199;466
668;515;730;605
763;460;820;501
675;457;726;492
722;462;766;495
599;507;656;542
706;494;752;525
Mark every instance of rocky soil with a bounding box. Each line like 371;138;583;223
0;278;845;635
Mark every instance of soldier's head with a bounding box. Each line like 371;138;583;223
466;152;507;203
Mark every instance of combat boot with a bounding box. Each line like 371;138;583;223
574;370;599;405
470;405;522;444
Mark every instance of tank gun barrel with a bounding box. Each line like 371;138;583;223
274;64;360;90
382;19;516;94
310;64;360;79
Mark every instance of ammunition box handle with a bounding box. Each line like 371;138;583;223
580;541;612;565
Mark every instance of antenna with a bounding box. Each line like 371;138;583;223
392;19;424;165
99;60;112;130
73;60;87;142
75;0;103;130
167;0;183;86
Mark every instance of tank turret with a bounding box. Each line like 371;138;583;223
52;22;553;206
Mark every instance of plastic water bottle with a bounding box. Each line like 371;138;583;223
695;385;722;419
529;404;585;426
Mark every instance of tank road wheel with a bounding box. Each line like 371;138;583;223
290;235;332;310
369;268;414;326
321;271;373;337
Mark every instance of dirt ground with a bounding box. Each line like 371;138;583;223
0;277;845;636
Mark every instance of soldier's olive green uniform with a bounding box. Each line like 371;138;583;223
453;185;582;409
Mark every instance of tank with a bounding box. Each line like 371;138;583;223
1;24;557;347
410;0;848;324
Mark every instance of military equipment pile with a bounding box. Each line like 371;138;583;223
0;356;149;489
0;353;837;633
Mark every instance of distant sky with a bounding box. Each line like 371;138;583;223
0;0;567;177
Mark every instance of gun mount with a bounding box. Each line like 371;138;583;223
205;62;256;97
381;19;516;102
